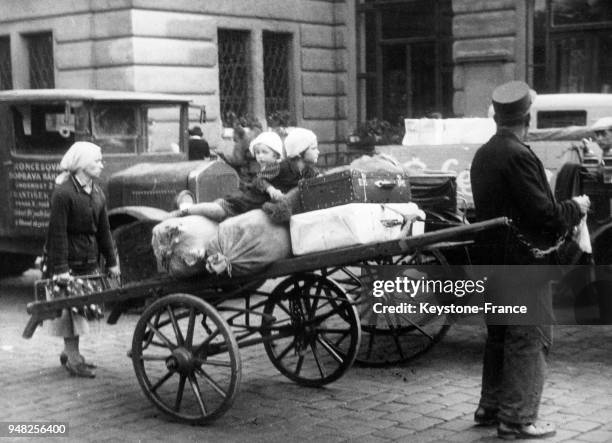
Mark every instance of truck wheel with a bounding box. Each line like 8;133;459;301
0;253;36;277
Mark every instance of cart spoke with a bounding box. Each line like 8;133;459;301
188;374;208;417
140;354;170;361
195;367;227;398
316;336;344;364
193;328;220;356
185;308;196;347
276;339;296;361
167;306;185;346
309;342;327;378
275;301;292;317
194;358;232;368
175;374;186;412
294;354;305;376
144;312;161;346
147;340;171;350
332;330;351;348
146;322;176;349
151;370;174;393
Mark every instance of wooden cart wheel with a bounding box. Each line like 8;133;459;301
338;250;452;367
262;273;361;387
131;294;241;424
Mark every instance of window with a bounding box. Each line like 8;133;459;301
25;32;54;89
92;105;139;154
145;105;182;154
533;0;612;93
11;104;75;154
218;29;251;127
536;110;587;128
0;36;12;90
357;0;453;124
263;32;292;122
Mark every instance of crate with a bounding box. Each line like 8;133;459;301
298;170;411;213
34;274;119;302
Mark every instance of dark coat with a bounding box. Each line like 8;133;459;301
470;129;582;263
46;175;117;274
188;137;210;160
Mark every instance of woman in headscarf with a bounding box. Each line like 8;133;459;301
46;141;120;378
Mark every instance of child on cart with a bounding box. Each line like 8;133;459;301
172;128;320;222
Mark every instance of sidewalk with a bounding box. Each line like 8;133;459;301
1;270;611;442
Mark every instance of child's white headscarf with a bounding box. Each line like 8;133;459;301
284;128;317;158
248;131;284;158
55;141;102;184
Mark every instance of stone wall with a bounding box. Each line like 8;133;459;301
0;0;351;152
452;0;526;117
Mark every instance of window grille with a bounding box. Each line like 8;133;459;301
533;0;612;93
356;0;453;122
26;32;54;89
263;32;292;122
0;36;12;90
218;29;250;127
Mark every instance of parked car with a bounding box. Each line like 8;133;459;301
488;92;612;131
0;89;239;277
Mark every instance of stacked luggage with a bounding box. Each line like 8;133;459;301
152;154;458;277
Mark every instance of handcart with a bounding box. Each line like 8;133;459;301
23;216;509;425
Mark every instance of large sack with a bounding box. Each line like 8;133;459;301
151;215;218;277
205;210;292;276
290;203;425;256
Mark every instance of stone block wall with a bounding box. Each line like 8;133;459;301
452;0;527;117
0;0;351;152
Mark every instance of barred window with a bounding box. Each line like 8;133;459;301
0;36;12;90
25;32;54;89
218;29;250;127
263;32;292;122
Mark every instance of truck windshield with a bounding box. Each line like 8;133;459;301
92;104;139;154
11;104;76;154
145;105;182;154
91;103;183;154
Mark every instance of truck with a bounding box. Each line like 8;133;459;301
0;89;239;277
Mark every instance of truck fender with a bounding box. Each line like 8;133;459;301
108;206;169;229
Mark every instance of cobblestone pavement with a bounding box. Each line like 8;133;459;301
1;270;611;443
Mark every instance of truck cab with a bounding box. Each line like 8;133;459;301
0;89;239;276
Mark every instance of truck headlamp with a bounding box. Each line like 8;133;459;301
175;190;195;210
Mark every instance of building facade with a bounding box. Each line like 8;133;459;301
0;0;610;153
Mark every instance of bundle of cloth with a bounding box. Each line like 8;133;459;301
151;210;291;278
151;215;218;277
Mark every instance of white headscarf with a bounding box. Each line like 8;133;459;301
284;128;318;158
248;131;284;158
55;141;102;184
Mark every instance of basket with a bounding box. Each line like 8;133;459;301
34;274;120;321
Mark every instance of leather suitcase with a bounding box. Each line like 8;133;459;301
298;170;411;213
408;173;457;212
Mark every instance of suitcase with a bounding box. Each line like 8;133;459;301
290;203;425;255
298;170;411;213
408;173;457;213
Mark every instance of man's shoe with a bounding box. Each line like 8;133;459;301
498;421;556;440
474;406;498;426
64;360;96;378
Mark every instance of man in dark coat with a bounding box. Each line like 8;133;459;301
470;81;590;440
187;126;210;160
